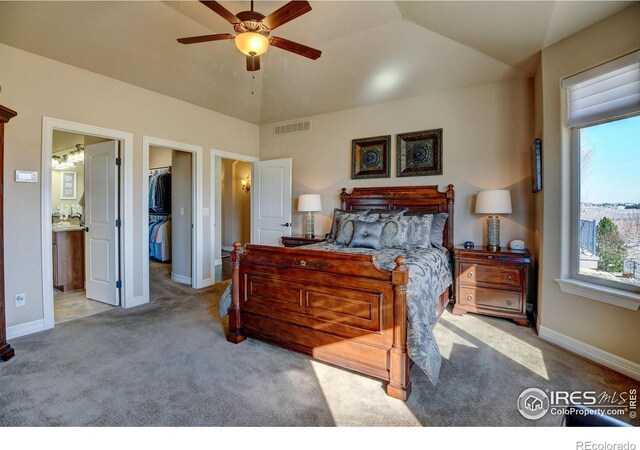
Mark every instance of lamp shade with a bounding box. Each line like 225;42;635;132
476;190;512;214
298;194;322;212
235;32;269;56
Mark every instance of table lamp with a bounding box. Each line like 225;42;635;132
298;194;322;238
476;189;512;252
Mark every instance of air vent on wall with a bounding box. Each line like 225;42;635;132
273;120;311;136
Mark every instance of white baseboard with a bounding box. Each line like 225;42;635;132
171;272;192;285
221;245;234;252
214;259;222;266
7;319;47;339
538;325;640;381
201;278;214;288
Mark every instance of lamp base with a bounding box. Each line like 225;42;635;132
486;215;501;252
305;212;315;239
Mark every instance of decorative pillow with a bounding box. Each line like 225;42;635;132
402;214;434;249
349;220;384;250
367;208;408;219
335;214;379;245
328;208;370;240
379;216;409;249
404;210;448;248
429;212;449;248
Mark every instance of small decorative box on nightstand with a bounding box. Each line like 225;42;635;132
281;235;326;248
452;246;531;326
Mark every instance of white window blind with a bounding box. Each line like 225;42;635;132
562;50;640;128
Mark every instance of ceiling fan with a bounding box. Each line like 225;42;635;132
177;0;322;72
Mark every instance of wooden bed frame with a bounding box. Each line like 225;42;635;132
227;185;455;400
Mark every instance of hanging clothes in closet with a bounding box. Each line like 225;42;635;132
149;167;172;262
149;168;172;213
149;215;171;262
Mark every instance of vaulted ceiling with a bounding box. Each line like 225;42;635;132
0;1;632;124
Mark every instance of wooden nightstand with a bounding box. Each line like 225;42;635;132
281;235;326;247
452;246;531;326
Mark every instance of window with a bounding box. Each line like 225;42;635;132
575;116;640;292
563;50;640;294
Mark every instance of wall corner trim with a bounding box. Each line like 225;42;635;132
7;319;46;340
538;325;640;381
555;278;640;311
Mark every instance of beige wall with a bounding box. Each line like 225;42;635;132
0;43;259;329
537;4;640;363
149;146;172;169
260;78;535;248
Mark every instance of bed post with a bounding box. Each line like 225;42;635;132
387;256;412;401
340;187;348;209
226;242;246;344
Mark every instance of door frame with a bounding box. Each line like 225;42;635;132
41;117;135;330
211;150;259;271
143;136;204;300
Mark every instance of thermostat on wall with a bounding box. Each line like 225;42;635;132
15;170;38;183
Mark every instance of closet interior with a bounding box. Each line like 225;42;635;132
148;146;193;286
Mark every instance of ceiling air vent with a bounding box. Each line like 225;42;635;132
273;120;311;136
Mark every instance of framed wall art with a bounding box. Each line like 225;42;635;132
351;135;391;179
396;128;443;177
531;138;542;193
60;171;77;200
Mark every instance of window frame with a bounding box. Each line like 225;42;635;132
569;114;640;295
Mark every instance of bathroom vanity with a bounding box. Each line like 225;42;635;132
52;227;85;291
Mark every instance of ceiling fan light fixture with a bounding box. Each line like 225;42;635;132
235;32;269;56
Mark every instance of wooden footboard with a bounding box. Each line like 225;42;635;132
227;242;450;401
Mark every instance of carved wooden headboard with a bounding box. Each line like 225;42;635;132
340;185;455;252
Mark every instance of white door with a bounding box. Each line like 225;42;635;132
84;141;119;305
251;158;292;246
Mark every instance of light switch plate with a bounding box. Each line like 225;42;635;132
15;170;38;183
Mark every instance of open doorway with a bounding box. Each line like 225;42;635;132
50;131;120;323
41;117;135;332
148;146;194;287
212;150;258;283
219;158;251;273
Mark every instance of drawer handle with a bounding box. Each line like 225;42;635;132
467;272;473;278
467;295;473;301
506;300;512;305
506;275;513;281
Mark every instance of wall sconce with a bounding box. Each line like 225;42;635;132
241;176;251;193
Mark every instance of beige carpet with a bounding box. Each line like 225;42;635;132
1;264;638;426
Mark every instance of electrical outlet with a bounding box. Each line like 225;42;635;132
15;294;26;307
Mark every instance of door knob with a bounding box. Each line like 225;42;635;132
281;222;291;227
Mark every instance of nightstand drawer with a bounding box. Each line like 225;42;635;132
459;263;521;288
459;286;521;311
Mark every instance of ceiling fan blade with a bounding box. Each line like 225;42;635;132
177;33;235;45
269;36;321;60
200;1;241;24
246;54;261;72
262;1;312;31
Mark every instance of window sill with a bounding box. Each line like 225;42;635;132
555;278;640;311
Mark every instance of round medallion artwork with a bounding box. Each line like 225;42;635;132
363;150;380;167
410;145;429;163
